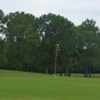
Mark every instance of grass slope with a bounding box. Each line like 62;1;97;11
0;70;100;100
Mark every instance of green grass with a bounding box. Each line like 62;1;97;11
0;70;100;100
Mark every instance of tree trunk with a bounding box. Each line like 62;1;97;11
86;64;88;78
74;58;77;64
46;67;48;74
50;69;52;75
84;64;86;77
60;72;62;76
68;67;71;77
65;66;68;76
89;65;91;78
24;63;27;71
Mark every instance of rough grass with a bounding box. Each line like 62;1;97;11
0;69;100;100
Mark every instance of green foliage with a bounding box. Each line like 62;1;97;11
37;13;77;75
76;19;100;77
0;10;100;75
2;12;41;71
0;38;8;68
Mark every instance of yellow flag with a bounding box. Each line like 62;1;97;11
56;44;60;51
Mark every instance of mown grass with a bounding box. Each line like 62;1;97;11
0;69;100;100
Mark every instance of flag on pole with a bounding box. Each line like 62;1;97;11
56;44;60;51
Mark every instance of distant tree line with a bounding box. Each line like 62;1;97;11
0;9;100;78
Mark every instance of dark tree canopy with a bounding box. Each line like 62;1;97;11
0;10;100;77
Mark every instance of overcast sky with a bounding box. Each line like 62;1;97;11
0;0;100;28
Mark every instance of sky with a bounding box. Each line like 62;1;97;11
0;0;100;27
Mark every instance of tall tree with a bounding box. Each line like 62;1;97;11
4;11;40;71
0;9;8;69
77;19;100;78
60;26;77;76
37;13;77;75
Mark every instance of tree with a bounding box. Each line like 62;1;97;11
0;9;8;69
60;26;77;76
77;19;100;78
0;9;4;30
37;13;77;75
4;11;40;71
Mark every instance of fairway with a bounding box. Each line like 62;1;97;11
0;70;100;100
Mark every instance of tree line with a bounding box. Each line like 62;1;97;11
0;9;100;78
